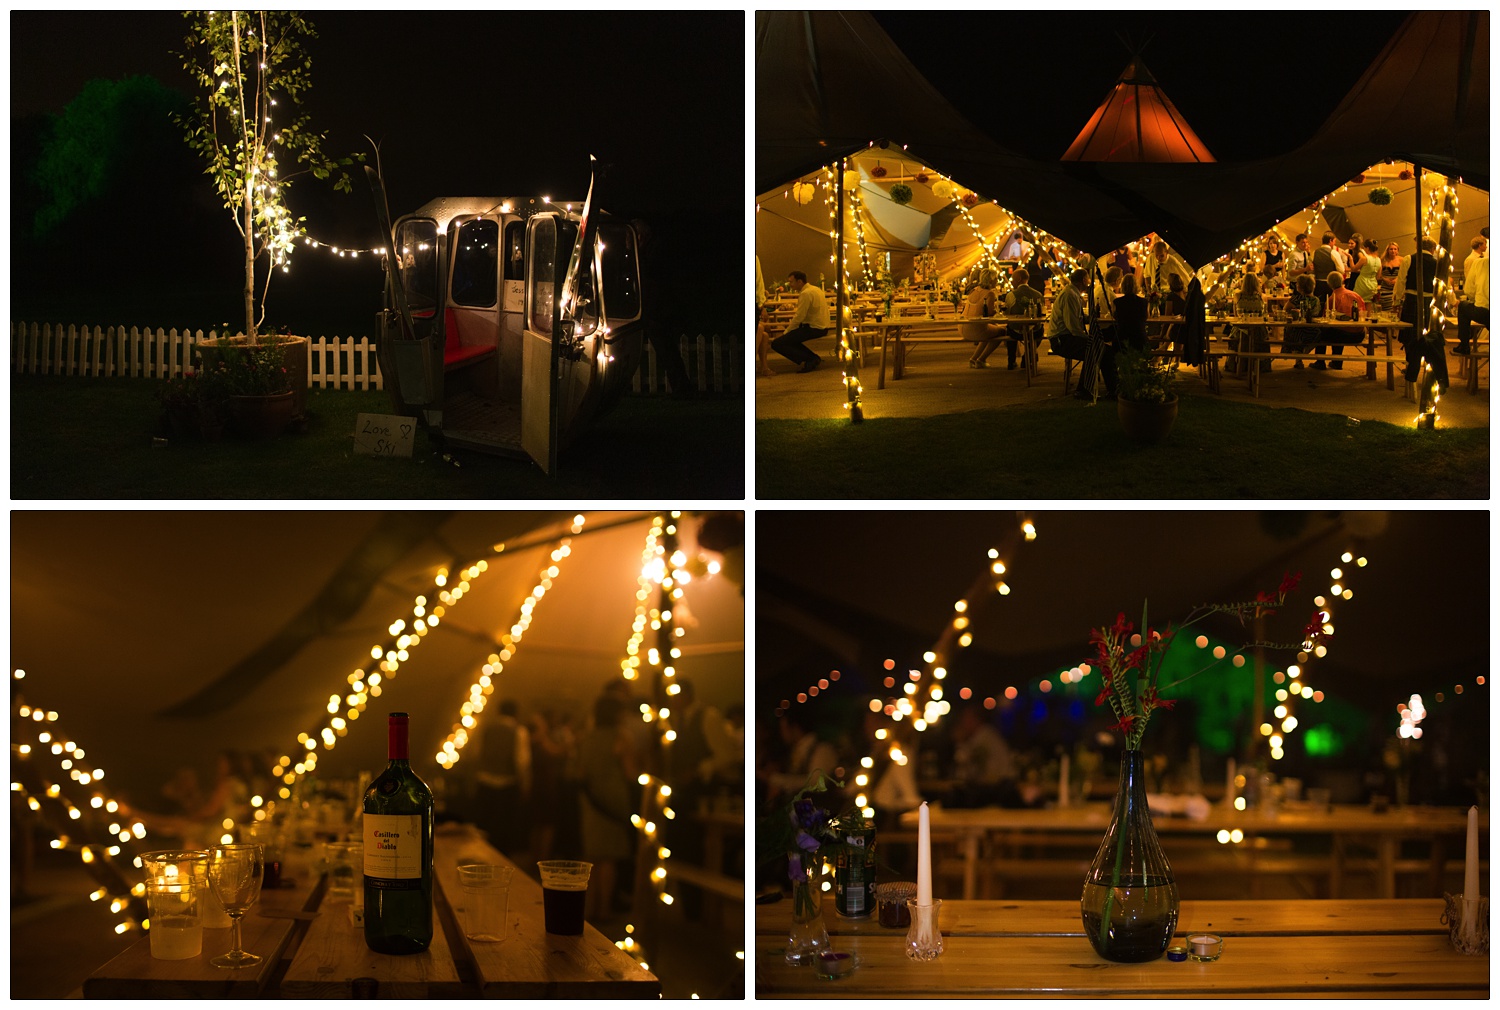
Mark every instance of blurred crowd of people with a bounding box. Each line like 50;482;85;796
448;678;744;921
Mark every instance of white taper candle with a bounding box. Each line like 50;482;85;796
917;801;932;906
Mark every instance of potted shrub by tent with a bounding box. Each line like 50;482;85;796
1115;348;1178;442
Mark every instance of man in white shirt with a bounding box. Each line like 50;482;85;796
1046;267;1117;398
1456;232;1489;355
769;270;832;372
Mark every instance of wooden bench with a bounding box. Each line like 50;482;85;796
1452;335;1489;393
1232;351;1407;397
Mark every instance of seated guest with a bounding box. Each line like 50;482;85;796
1285;272;1323;369
962;269;1006;368
1164;272;1188;316
1003;268;1045;370
1046;268;1116;398
769;270;831;373
1313;272;1367;371
1231;273;1271;374
1456;234;1488;355
1113;273;1149;352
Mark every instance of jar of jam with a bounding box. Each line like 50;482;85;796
875;882;917;928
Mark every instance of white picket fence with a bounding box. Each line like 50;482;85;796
10;323;384;390
632;333;744;395
11;322;743;396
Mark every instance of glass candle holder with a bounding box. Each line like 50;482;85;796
1187;933;1223;961
905;898;943;961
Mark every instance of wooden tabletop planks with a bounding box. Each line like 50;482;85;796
754;898;1486;998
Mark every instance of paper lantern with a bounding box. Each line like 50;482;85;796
842;170;861;191
931;180;955;202
791;182;816;205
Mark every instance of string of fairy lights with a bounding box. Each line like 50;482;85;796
432;533;580;770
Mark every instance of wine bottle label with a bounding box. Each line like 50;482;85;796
363;813;424;883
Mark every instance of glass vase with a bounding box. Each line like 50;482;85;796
785;875;830;965
1081;750;1179;962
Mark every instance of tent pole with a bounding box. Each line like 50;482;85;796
1413;161;1434;429
837;155;864;423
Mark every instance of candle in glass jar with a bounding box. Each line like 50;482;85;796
917;802;932;906
1225;758;1236;806
1465;805;1479;900
1059;752;1070;807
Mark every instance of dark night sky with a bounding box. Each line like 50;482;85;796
8;11;744;333
870;12;1411;162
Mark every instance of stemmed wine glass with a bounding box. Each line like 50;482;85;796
207;843;265;968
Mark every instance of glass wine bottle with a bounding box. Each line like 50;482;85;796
362;711;434;954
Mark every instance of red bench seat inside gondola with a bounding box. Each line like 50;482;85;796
444;307;495;369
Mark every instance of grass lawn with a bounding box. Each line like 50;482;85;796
10;377;745;499
756;389;1489;499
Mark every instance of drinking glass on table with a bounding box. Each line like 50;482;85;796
207;843;265;968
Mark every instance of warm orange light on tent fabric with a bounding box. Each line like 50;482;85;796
1062;59;1215;163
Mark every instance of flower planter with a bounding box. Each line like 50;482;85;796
198;334;308;417
1117;394;1178;443
229;391;296;439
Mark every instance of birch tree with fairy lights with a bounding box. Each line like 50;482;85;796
175;11;358;342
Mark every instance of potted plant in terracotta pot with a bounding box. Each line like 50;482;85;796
1115;347;1178;442
174;12;359;416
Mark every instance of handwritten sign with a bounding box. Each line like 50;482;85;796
354;413;417;458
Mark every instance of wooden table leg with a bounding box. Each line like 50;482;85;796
1378;838;1397;899
1385;328;1396;390
963;830;979;901
878;332;888;389
1365;326;1377;380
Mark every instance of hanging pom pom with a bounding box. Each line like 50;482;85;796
889;184;913;206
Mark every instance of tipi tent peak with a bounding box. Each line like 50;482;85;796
1062;55;1215;163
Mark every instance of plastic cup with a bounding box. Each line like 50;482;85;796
139;850;232;929
323;840;361;903
147;876;203;960
458;863;513;943
536;860;592;935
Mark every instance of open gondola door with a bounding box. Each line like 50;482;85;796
521;213;565;473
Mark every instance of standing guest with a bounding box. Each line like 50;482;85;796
1462;232;1488;284
1400;238;1446;390
1353;239;1382;303
572;694;638;922
1108;246;1135;279
769;270;831;372
765;708;840;802
1317;273;1367;370
754;255;772;377
1260;236;1286;284
962;268;1006;368
1328;232;1350;277
1112;273;1149;352
999;229;1034;263
1456;234;1489;355
1377;241;1403;310
1285;273;1323;369
1345;233;1367;282
1286;233;1317;288
1046;267;1116;398
1003;267;1045;370
1312;232;1340;305
1140;239;1190;297
474;700;532;856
